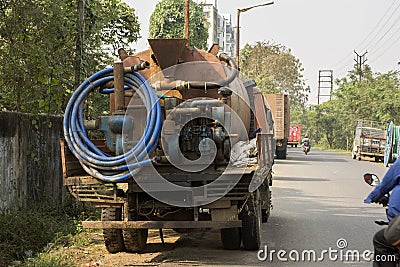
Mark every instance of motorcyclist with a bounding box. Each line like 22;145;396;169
364;158;400;266
301;135;311;152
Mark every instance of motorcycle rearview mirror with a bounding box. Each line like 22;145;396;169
363;173;380;186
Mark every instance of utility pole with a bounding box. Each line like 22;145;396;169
354;50;367;82
317;70;333;105
74;0;85;89
185;0;190;44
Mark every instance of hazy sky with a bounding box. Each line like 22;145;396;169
125;0;400;104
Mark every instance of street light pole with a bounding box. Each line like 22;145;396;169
235;1;274;69
236;10;240;68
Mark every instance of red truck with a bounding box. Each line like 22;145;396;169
288;125;301;147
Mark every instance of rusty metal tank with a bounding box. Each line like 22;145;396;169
112;39;251;139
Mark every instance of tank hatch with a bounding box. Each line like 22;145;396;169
148;38;188;70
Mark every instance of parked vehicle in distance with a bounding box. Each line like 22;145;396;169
264;94;290;159
288;124;301;147
352;119;387;162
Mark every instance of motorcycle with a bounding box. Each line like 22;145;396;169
363;173;389;225
363;173;400;266
302;141;310;155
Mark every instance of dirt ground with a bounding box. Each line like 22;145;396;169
54;229;260;267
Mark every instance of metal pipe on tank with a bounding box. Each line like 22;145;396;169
185;0;190;44
190;99;220;107
113;60;125;114
171;108;201;114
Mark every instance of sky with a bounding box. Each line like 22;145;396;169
125;0;400;104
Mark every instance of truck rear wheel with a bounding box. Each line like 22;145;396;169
276;148;286;159
262;187;271;223
240;191;262;250
123;212;148;252
102;208;125;253
220;227;241;250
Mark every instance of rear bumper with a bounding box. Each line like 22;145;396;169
82;220;242;229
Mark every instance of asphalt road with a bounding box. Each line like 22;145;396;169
262;148;388;267
146;148;390;267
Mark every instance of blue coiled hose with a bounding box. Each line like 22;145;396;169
63;68;162;182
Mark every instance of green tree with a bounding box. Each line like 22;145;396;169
240;41;310;110
335;68;400;124
302;65;400;150
149;0;208;50
0;0;140;116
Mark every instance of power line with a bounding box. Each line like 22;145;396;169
332;0;397;69
370;33;400;63
364;1;400;49
357;0;398;50
361;0;400;51
332;0;399;73
367;14;400;54
369;26;400;57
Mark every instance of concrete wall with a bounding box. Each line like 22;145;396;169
0;112;64;210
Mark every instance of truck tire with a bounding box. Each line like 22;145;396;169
276;148;286;159
102;208;125;253
220;227;241;250
123;212;148;252
240;191;262;250
262;187;271;223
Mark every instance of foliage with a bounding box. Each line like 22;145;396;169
149;0;208;49
302;66;400;150
0;0;140;117
0;195;99;266
240;41;310;110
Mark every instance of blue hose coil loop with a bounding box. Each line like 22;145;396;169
63;68;162;182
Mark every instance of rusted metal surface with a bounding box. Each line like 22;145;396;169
82;220;242;229
148;39;188;70
202;199;231;209
118;48;129;60
113;60;125;113
253;88;269;134
61;139;110;180
208;44;220;56
264;93;290;140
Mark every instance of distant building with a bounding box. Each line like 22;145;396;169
201;0;218;49
221;13;235;58
199;0;236;58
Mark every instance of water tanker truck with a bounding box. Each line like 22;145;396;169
61;38;275;252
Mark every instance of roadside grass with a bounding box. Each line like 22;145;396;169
21;253;75;267
312;144;351;154
0;194;100;266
